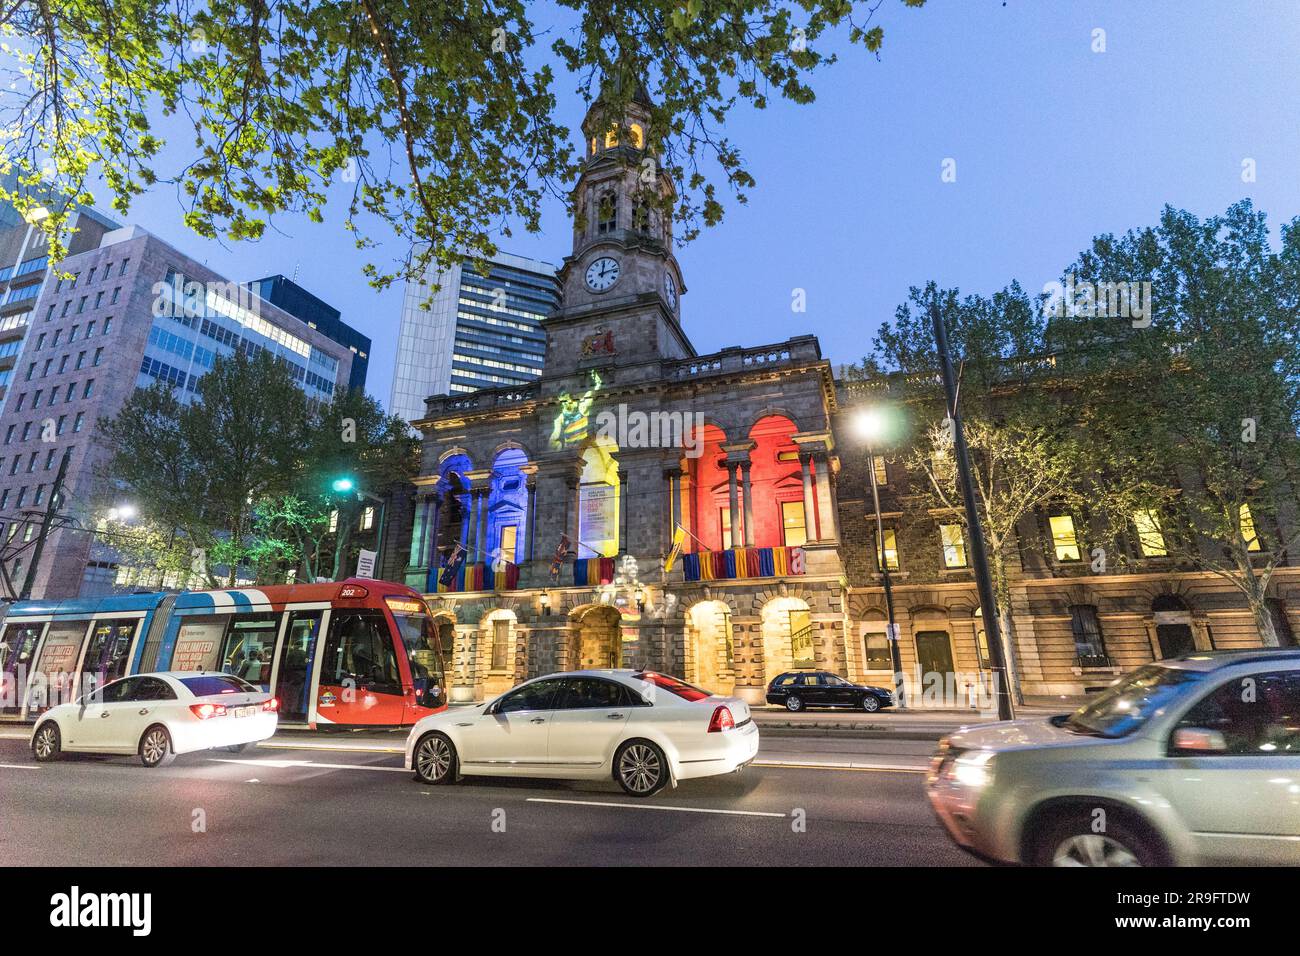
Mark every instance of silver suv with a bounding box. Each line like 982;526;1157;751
927;649;1300;866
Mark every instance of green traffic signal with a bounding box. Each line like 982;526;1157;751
332;477;356;493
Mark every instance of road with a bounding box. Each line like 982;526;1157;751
0;732;978;866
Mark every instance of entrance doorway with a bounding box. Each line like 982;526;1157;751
275;610;321;723
687;601;735;695
574;605;622;669
915;630;956;681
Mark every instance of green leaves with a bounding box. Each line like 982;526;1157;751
2;1;924;287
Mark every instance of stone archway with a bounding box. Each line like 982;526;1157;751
571;605;623;669
685;600;736;694
760;596;813;683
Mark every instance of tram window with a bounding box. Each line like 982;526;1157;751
1;623;42;672
218;613;278;685
171;617;227;671
322;611;401;695
81;618;138;685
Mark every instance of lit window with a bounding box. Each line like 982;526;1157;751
1049;514;1082;562
781;500;807;547
1240;503;1262;552
500;524;518;562
720;507;734;550
789;608;814;667
604;127;619;148
359;506;375;531
628;123;644;148
876;528;900;570
872;455;888;487
491;618;512;671
1133;509;1167;557
939;523;967;568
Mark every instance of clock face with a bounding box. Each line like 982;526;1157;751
585;256;621;292
663;272;678;310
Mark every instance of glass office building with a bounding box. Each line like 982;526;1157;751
389;251;559;424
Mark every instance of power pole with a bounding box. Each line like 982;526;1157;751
930;303;1016;722
20;446;72;600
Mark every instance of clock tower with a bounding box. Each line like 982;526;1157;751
545;79;693;382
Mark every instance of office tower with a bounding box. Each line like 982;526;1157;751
247;273;371;392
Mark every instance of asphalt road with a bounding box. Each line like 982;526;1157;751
0;734;978;866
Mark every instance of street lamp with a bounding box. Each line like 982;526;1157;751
331;475;386;580
852;406;906;710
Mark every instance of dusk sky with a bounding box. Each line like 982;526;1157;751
115;0;1300;409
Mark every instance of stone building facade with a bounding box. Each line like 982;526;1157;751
398;90;1297;707
404;89;849;706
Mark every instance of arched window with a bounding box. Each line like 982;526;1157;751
628;123;645;148
631;201;650;233
596;191;617;234
604;127;619;148
488;448;528;564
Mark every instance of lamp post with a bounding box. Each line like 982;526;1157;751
852;407;906;710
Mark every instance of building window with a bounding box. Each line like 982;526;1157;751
781;500;807;547
359;506;375;531
491;618;511;671
596;191;617;234
1069;604;1107;664
939;523;967;568
1240;503;1262;552
499;524;518;563
861;624;892;671
1049;513;1082;562
876;527;900;571
872;455;888;487
789;608;814;667
1132;509;1167;557
628;123;645;148
719;507;733;550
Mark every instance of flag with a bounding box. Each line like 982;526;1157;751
549;534;571;582
664;525;686;573
438;542;466;587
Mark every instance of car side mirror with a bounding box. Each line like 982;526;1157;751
1171;727;1228;754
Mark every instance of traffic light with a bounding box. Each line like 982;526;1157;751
331;477;356;494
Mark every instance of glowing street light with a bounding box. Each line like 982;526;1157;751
853;404;906;709
331;477;356;494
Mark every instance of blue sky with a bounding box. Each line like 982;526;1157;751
116;0;1300;407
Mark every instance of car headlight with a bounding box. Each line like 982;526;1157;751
949;750;996;788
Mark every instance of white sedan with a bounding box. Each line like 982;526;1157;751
31;672;279;767
404;670;760;796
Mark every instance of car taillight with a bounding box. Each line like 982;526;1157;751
707;705;735;733
262;697;279;713
190;702;228;719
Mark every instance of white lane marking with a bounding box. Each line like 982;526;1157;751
753;758;927;772
0;732;31;740
259;739;403;754
0;762;38;770
210;757;407;773
526;798;787;818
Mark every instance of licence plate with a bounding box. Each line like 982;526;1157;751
234;705;256;718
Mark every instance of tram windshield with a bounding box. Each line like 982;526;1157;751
386;597;446;690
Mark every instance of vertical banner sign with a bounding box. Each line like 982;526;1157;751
356;549;377;578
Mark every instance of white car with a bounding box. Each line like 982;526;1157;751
31;671;279;767
927;650;1300;866
404;670;759;796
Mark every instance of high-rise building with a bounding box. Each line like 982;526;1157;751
0;224;355;599
247;273;370;392
0;171;120;407
389;251;559;423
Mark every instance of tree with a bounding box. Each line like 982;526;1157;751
863;281;1100;699
1053;201;1300;646
1;0;925;287
260;389;418;581
99;349;310;585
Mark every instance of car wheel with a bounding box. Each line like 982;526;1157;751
222;743;248;754
32;721;61;762
1033;816;1159;867
615;740;667;797
413;732;457;785
785;695;804;712
139;725;176;768
861;694;881;713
